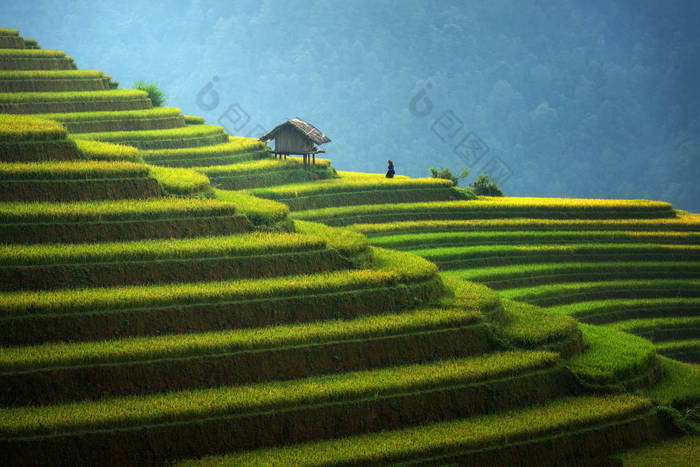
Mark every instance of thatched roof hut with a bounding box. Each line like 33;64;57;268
260;118;331;166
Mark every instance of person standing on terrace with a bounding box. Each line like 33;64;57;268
386;160;395;178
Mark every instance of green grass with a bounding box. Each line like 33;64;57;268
446;262;700;289
640;356;700;407
294;220;368;257
500;279;700;306
0;70;104;80
351;214;700;235
0;232;325;266
0;351;557;438
0;307;481;373
178;394;651;466
567;324;657;380
72;124;227;149
214;188;289;226
149;166;211;196
33;107;182;122
616;434;700;467
370;230;700;249
499;299;578;348
0;197;237;224
249;176;454;199
0;247;436;317
0;89;148;103
0;160;149;180
73;139;140;162
0;114;66;141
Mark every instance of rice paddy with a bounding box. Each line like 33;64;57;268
178;395;653;466
499;280;700;306
0;352;558;438
446;262;700;289
0;197;238;223
639;356;700;407
0;247;437;317
73;139;139;161
148;166;212;196
0;232;326;266
616;434;700;467
0;25;697;465
0;308;481;373
292;198;677;225
352;215;700;235
0;70;105;80
0;113;66;141
0;160;149;179
370;230;700;249
73;124;228;149
141;138;268;166
214;188;289;226
250;176;454;199
567;324;657;381
0;49;66;58
0;89;148;103
34;106;182;123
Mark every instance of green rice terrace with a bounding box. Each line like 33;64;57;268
0;27;698;466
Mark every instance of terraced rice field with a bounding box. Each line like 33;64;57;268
0;89;152;113
293;197;676;225
141;137;269;167
0;26;697;465
340;194;700;375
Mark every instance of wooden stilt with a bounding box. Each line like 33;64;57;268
312;154;316;165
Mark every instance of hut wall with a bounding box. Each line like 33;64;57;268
274;127;313;154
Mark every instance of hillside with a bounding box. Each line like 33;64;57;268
0;27;698;466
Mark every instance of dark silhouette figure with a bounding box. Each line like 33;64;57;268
386;159;395;178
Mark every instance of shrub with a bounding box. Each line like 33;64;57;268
429;167;470;186
133;80;166;107
470;173;503;196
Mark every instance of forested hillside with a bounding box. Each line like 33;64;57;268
1;0;698;208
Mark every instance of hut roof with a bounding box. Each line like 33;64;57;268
260;118;331;145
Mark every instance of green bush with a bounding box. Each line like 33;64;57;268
470;173;504;196
133;80;166;107
429;167;470;186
